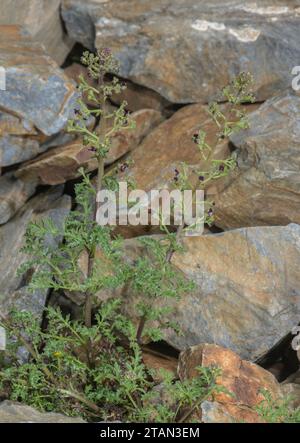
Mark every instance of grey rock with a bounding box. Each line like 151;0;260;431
213;91;300;228
0;401;85;423
0;173;37;225
0;187;71;322
100;225;300;361
0;26;78;136
62;0;300;103
0;135;47;167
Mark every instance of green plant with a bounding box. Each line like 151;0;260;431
0;49;254;422
0;305;223;422
255;389;300;423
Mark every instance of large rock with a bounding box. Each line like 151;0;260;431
98;225;300;361
0;26;77;136
0;187;71;321
62;0;300;103
0;0;73;65
115;103;236;191
169;224;300;360
0;173;37;225
16;109;163;185
178;343;281;422
0;401;85;423
212;92;300;229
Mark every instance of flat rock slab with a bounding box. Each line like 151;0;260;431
0;401;85;423
0;26;77;136
169;224;300;361
62;0;300;103
212;91;300;228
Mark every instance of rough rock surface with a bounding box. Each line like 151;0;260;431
0;26;77;136
0;0;74;65
0;401;85;423
16;109;163;185
116;103;236;191
178;343;280;423
99;225;300;362
169;224;300;360
62;0;300;103
0;187;71;321
0;173;37;224
212;92;300;229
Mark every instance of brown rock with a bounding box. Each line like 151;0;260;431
142;351;178;383
116;103;235;192
0;0;73;65
17;109;163;185
178;343;280;422
212;92;300;229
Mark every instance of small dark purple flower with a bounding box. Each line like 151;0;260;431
119;162;128;172
198;175;205;181
88;146;97;152
174;168;180;176
207;208;213;217
174;176;178;182
192;133;198;143
219;164;225;172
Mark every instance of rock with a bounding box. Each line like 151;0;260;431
0;173;37;225
62;0;300;104
0;0;74;65
0;135;47;168
168;224;300;361
0;187;71;322
178;343;280;422
212;92;300;229
142;351;178;383
0;26;77;136
0;111;37;136
98;225;300;362
0;401;85;423
116;103;236;192
16;109;163;185
110;79;170;114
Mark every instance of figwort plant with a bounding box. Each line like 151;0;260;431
0;50;255;422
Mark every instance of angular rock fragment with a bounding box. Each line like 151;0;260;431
0;173;37;224
0;26;77;136
212;92;300;228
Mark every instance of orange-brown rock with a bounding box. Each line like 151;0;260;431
178;343;281;423
117;103;235;192
16;109;163;185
